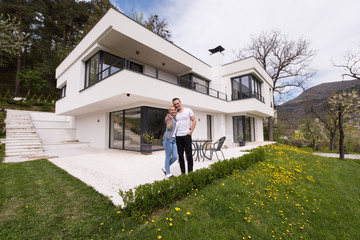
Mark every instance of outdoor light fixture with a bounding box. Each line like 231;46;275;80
136;51;139;55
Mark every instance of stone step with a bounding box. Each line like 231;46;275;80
43;142;90;150
6;129;37;133
6;141;42;146
6;123;34;129
6;150;44;156
5;137;40;141
6;144;43;150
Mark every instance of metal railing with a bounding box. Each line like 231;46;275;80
95;57;228;101
231;91;265;103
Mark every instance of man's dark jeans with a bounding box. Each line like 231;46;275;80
176;135;193;174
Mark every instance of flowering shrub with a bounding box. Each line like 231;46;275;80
119;148;265;218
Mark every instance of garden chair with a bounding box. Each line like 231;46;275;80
203;136;226;161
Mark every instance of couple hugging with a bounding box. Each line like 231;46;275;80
162;98;196;179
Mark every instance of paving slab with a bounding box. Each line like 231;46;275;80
4;142;274;207
313;152;360;159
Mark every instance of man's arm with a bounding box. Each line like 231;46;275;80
188;115;196;135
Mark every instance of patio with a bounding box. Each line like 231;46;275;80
4;142;274;206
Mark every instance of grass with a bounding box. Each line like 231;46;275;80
1;144;360;239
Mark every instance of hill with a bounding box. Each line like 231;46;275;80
277;79;360;128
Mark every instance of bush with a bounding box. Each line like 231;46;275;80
4;89;11;99
119;148;265;218
32;93;38;102
39;93;45;102
0;143;5;163
25;92;32;101
46;94;52;103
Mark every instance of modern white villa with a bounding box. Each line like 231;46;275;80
55;8;274;152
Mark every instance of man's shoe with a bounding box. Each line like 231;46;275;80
166;174;174;179
161;168;166;175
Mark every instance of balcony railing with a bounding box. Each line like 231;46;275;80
96;57;228;101
231;91;265;103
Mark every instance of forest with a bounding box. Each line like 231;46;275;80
0;0;122;99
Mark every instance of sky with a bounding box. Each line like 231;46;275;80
111;0;360;103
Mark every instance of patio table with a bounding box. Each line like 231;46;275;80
192;139;212;162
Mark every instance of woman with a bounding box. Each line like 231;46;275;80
162;105;178;179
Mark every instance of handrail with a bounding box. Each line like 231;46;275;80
92;56;229;101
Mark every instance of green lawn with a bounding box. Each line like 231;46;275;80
1;144;360;239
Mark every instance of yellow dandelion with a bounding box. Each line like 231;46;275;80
151;220;155;223
158;236;162;239
175;207;181;211
122;229;125;231
26;205;29;208
169;218;172;221
169;223;173;227
100;223;104;226
187;212;190;215
116;210;121;214
158;228;161;232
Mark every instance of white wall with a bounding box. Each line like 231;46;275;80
75;111;109;148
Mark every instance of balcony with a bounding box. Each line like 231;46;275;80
87;55;227;101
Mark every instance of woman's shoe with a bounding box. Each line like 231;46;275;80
165;173;174;179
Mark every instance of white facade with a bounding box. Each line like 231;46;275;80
55;8;274;151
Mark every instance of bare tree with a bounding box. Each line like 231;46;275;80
233;29;317;140
333;49;360;80
310;101;339;150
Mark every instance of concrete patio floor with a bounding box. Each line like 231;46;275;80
4;142;274;206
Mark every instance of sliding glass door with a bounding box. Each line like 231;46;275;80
109;106;167;151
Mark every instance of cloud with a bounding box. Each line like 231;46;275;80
114;0;360;97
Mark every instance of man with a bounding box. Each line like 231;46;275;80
172;97;196;174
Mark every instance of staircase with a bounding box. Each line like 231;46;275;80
5;110;44;156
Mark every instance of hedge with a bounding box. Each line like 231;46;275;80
119;148;265;218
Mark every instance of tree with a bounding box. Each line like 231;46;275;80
299;118;327;150
0;14;23;66
82;0;116;37
310;100;339;150
327;89;360;159
144;15;171;41
18;69;48;95
233;29;317;140
0;0;34;96
130;12;172;41
333;49;360;80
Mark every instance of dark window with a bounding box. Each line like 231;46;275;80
85;53;100;88
180;73;209;94
60;85;66;98
207;115;212;140
231;74;262;101
233;116;255;142
109;106;167;152
129;61;143;73
85;51;125;89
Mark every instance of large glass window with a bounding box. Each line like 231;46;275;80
231;74;262;101
85;53;100;88
109;107;167;152
207;115;212;140
110;108;141;151
180;73;209;94
233;116;255;142
147;107;168;150
84;51;143;89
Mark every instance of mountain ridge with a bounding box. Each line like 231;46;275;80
277;79;360;128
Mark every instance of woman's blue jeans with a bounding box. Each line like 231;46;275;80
163;137;178;174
